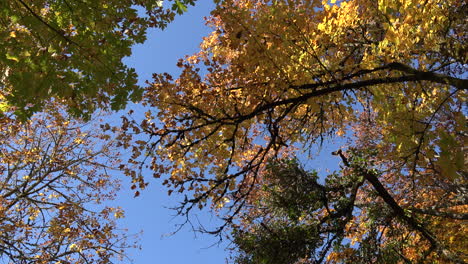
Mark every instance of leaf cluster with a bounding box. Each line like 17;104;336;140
0;0;196;119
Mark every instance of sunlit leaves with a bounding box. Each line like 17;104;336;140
118;0;466;262
0;103;132;263
0;0;196;119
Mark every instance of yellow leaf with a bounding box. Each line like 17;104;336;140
6;53;19;62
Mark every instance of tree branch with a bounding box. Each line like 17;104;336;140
333;149;466;263
15;0;81;47
387;62;468;90
228;73;465;125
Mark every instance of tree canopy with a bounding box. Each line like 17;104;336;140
0;0;195;119
121;0;467;262
0;103;130;263
1;0;466;262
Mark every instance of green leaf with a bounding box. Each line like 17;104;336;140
173;0;188;15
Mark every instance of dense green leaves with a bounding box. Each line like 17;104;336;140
0;0;196;119
231;158;364;263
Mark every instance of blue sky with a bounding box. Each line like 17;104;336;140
119;2;228;263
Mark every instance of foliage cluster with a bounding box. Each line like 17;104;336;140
121;0;467;262
0;0;195;119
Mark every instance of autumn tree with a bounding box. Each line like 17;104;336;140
121;0;466;262
0;101;132;263
0;0;196;119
